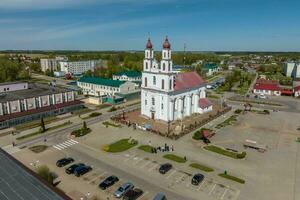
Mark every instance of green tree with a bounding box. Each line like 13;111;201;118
40;118;46;133
36;165;56;185
83;121;87;130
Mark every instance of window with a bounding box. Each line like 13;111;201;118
145;62;148;69
144;77;147;87
169;79;172;90
161;103;164;110
145;99;147;105
152;97;155;106
153;76;156;85
162;63;165;71
162;79;165;89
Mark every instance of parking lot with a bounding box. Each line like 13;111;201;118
113;152;240;200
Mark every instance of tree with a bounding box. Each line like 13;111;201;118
37;165;56;185
83;121;87;130
40;118;46;133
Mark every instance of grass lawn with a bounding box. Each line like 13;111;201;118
82;112;102;120
215;115;238;129
138;145;153;153
189;163;214;172
103;121;121;128
163;154;187;163
104;139;138;153
218;173;245;184
204;145;246;159
16;121;72;140
15;116;58;131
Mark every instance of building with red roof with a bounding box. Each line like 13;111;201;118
294;85;300;97
253;79;282;96
141;37;212;122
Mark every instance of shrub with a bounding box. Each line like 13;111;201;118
89;112;102;117
236;151;247;159
37;165;57;185
71;127;91;137
108;106;117;112
234;109;243;114
218;173;245;184
163;154;187;163
189;163;214;172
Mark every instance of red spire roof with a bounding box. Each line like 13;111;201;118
163;37;171;49
146;38;153;49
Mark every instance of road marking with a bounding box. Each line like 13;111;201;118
220;188;228;200
53;146;62;150
139;190;149;199
140;160;151;169
124;154;136;162
166;169;177;179
148;163;158;172
88;172;107;184
70;139;79;144
208;183;216;195
175;173;186;183
53;139;79;150
133;158;144;165
197;180;205;191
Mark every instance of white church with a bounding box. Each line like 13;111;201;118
141;37;213;122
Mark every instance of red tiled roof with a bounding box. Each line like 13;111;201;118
174;71;205;91
0;100;83;122
281;89;294;95
254;79;281;91
198;98;212;109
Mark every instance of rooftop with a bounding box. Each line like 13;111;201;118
0;81;27;86
0;148;71;200
78;76;125;87
174;71;206;91
113;70;142;78
0;83;70;103
204;63;218;69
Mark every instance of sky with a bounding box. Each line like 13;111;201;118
0;0;299;51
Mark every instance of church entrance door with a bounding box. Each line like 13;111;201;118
151;112;155;120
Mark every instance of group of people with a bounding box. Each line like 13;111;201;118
150;143;174;154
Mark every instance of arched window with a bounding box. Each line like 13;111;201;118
164;52;166;59
144;77;147;87
153;76;156;85
145;62;148;69
162;63;165;71
168;62;170;71
169;79;172;90
162;79;165;89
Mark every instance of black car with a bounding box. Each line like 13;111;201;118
191;173;204;185
56;157;74;167
74;165;92;177
99;175;119;190
123;188;143;200
159;163;172;174
65;163;85;174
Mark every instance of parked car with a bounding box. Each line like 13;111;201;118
99;175;119;190
153;193;167;200
123;188;143;200
114;182;134;198
56;157;74;167
191;173;204;185
74;165;92;177
159;163;172;174
65;163;85;174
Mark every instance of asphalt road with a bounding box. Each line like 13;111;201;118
16;104;140;148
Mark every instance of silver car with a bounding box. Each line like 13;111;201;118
113;182;134;198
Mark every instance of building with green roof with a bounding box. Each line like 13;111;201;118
203;63;219;76
113;70;142;82
77;76;136;98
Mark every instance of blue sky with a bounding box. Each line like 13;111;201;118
0;0;299;51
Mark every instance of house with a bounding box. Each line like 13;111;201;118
203;63;219;76
112;70;142;82
253;79;282;96
77;76;138;104
141;37;212;122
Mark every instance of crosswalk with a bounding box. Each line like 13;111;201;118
53;139;79;151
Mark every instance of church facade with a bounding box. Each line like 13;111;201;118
141;37;213;122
